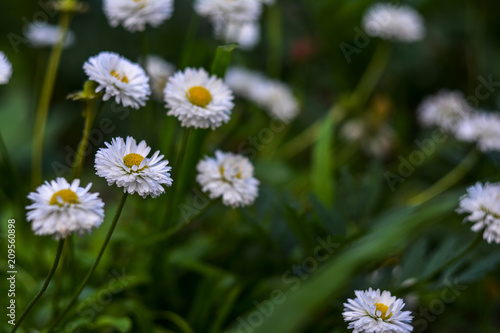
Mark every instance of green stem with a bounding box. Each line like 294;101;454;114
12;239;65;333
408;149;479;206
47;192;128;331
266;4;282;78
179;17;199;69
31;10;73;187
71;99;97;179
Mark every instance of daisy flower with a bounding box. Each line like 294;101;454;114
457;182;500;244
0;52;13;85
95;136;173;198
26;178;105;240
104;0;174;32
196;150;259;207
164;67;234;129
194;0;262;32
363;3;425;42
455;111;500;152
144;54;175;101
83;51;151;109
25;22;75;48
343;288;413;333
417;90;472;131
225;67;299;122
223;21;260;50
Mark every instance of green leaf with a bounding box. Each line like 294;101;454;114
311;113;334;206
210;44;238;77
94;315;132;332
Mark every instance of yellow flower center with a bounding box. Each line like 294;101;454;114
123;153;146;170
375;303;392;321
50;189;79;206
186;86;212;107
110;70;129;83
236;171;242;179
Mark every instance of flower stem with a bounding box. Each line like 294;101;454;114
31;10;73;187
47;192;128;331
12;239;65;333
408;149;479;206
71;99;98;179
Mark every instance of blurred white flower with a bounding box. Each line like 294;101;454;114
223;21;260;50
455;111;500;152
341;119;395;158
25;22;75;48
363;3;425;42
197;150;259;207
95;136;173;198
417;90;472;131
144;54;175;101
225;67;299;122
195;0;261;32
195;0;264;49
457;182;500;244
26;178;105;240
343;288;413;333
0;52;12;84
104;0;174;32
164;67;234;129
84;51;151;109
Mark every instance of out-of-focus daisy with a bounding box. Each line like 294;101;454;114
225;67;299;122
104;0;174;32
0;52;13;84
194;0;261;33
363;3;425;42
455;111;500;152
83;51;151;109
343;288;413;333
341;119;395;158
457;182;500;244
25;22;75;48
95;136;173;198
197;150;259;208
417;90;472;131
164;67;234;129
144;54;175;101
26;178;105;240
223;21;260;50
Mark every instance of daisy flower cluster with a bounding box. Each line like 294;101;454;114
363;3;426;42
194;0;273;50
225;66;299;122
343;288;413;333
341;118;395;158
417;90;500;153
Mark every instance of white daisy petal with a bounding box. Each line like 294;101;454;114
84;52;151;109
104;0;174;32
0;52;13;85
26;178;105;240
164;67;234;129
457;182;500;244
95;136;173;198
363;3;425;42
196;150;259;208
343;288;413;333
